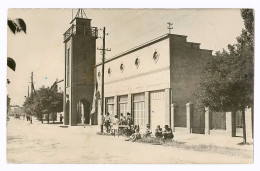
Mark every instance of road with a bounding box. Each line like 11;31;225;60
7;117;252;164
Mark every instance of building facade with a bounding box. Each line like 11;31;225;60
94;34;212;132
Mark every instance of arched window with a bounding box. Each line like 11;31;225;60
108;67;112;76
135;57;140;68
153;50;160;63
120;63;124;72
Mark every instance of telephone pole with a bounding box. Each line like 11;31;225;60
28;85;30;98
97;27;111;133
167;22;173;34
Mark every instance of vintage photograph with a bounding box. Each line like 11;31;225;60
6;8;254;164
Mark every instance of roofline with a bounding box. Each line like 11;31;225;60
95;33;212;67
95;33;171;66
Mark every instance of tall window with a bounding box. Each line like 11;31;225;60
133;93;146;128
66;48;70;87
119;95;128;119
106;97;114;122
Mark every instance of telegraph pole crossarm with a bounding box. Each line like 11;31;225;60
167;22;173;34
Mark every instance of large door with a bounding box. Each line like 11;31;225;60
150;90;165;132
133;93;146;130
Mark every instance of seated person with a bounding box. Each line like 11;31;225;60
155;125;163;138
162;125;174;140
143;123;152;138
119;113;127;125
125;125;141;142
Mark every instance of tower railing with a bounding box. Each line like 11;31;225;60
63;24;98;42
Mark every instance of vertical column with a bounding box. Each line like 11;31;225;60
145;91;150;125
245;107;253;142
171;103;176;132
226;112;236;137
186;103;192;133
97;100;102;126
205;107;210;135
165;88;171;126
71;99;77;126
114;96;118;119
127;93;132;114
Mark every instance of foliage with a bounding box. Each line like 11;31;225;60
7;18;26;81
195;9;254;112
8;18;26;34
23;86;63;118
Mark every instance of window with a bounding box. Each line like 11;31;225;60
66;48;70;87
108;67;112;76
153;50;160;63
118;95;128;118
135;57;140;68
97;71;101;79
133;93;146;128
120;63;125;72
106;97;114;122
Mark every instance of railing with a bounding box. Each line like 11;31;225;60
63;24;98;41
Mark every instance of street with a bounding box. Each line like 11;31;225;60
7;117;253;164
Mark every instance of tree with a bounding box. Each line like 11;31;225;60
195;9;254;143
7;18;26;72
25;86;63;124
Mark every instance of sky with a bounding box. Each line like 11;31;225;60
7;9;245;106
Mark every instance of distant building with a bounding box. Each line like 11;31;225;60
8;105;23;116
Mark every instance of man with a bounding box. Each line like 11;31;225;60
162;125;174;140
155;125;163;138
59;114;63;123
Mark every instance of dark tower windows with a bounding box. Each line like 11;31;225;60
66;48;70;87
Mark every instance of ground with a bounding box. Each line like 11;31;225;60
7;117;253;164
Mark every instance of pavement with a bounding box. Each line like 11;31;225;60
6;117;253;164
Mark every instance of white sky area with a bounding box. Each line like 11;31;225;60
7;9;244;106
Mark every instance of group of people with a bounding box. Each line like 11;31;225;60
126;123;174;142
103;112;133;134
103;112;174;142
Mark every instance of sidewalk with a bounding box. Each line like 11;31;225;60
173;131;253;151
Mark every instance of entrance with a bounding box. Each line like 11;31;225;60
77;99;90;125
150;90;165;132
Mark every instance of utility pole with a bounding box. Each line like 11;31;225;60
30;72;34;124
167;22;173;34
28;85;30;98
97;27;111;133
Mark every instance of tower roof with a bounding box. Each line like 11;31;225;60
70;9;90;24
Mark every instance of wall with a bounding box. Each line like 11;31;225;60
96;37;171;96
169;34;212;129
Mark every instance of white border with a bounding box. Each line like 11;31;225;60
0;0;259;171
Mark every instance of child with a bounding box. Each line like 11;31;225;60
143;123;152;138
155;125;163;138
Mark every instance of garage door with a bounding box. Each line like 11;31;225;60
150;90;165;132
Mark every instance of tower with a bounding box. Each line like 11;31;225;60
63;9;98;126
